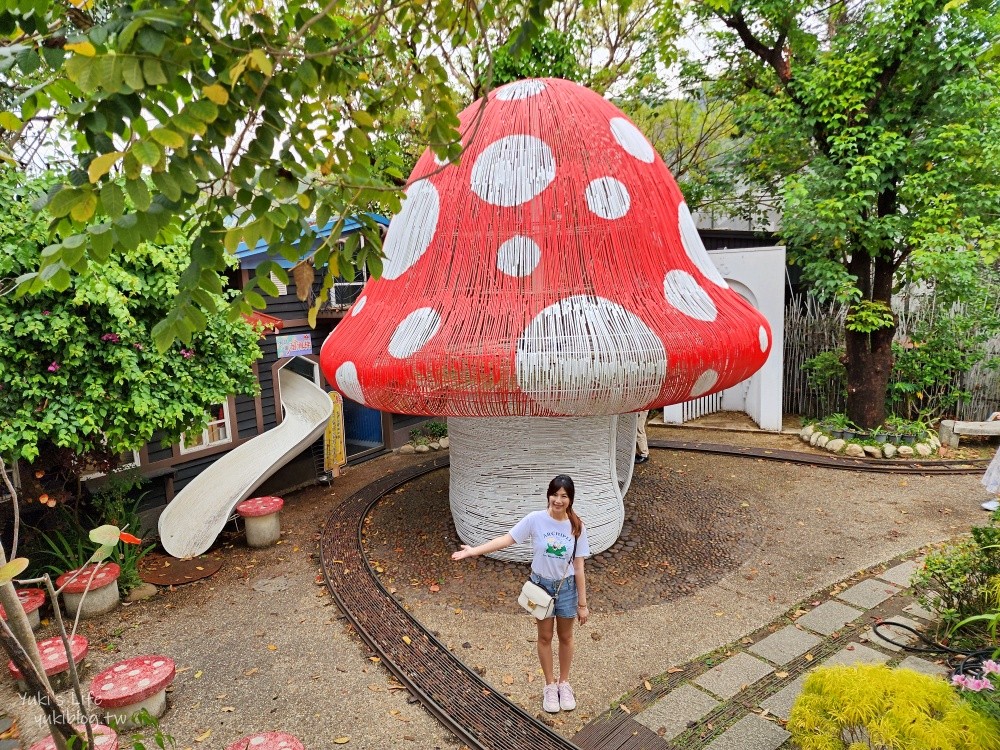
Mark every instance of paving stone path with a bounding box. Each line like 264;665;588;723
574;557;949;749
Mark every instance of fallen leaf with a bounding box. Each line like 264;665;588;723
402;635;412;645
333;737;350;744
643;680;652;691
267;644;278;651
619;704;631;714
221;707;234;712
502;675;514;685
370;657;381;663
667;667;684;673
804;653;814;662
244;668;259;676
429;584;440;593
194;670;203;679
195;730;211;742
775;671;789;678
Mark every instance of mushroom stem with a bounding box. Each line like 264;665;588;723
448;413;638;562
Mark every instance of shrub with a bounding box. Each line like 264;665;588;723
787;664;1000;749
911;513;1000;642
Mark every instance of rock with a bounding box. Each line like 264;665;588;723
439;437;449;449
883;443;897;458
414;444;430;453
816;436;829;448
863;445;882;458
844;444;866;458
801;425;816;440
826;438;846;453
810;432;821;446
915;443;933;457
125;583;158;602
897;446;915;457
399;444;416;454
428;442;441;450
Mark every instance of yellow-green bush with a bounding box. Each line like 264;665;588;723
787;664;1000;749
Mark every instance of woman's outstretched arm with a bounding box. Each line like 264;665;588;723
451;533;516;560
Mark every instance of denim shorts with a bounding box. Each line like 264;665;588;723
529;572;578;619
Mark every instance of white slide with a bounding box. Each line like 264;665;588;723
158;368;333;558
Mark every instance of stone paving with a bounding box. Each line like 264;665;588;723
589;556;952;749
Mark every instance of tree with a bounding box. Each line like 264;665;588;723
676;0;1000;427
0;168;261;498
0;0;539;349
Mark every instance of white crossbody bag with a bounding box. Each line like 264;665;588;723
517;537;577;619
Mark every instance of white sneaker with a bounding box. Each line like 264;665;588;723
558;681;576;710
542;683;560;713
983;499;1000;512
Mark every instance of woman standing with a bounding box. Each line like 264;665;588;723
451;474;590;714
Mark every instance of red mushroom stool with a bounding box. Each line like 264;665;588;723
89;655;176;728
8;634;88;692
29;723;118;750
225;732;305;750
56;562;121;619
0;587;46;630
236;496;284;548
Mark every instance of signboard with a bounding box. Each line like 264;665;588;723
276;333;313;359
324;392;347;476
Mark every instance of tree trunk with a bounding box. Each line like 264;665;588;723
844;324;895;429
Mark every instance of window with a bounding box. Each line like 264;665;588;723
180;402;232;454
270;272;288;297
329;235;368;308
79;449;141;481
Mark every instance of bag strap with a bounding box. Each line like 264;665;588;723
551;535;578;598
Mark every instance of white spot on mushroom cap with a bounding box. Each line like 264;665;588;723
381;180;440;280
678;202;727;288
516;295;667;414
336;362;365;404
759;325;769;352
250;738;266;747
388;308;441;359
663;270;717;322
496;236;541;277
350;296;367;316
471;135;555;207
585;177;631;220
495;80;546;100
610;118;655;163
138;678;151;688
690;370;719;397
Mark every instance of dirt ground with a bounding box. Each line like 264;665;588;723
3;417;996;748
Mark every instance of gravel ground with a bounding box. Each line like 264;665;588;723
3;421;992;748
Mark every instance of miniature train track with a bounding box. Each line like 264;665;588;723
320;443;988;750
652;438;990;475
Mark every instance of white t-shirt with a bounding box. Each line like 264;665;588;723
509;510;591;580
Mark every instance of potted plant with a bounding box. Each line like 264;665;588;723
885;415;909;444
824;412;851;439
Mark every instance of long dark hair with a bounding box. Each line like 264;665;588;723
547;474;582;538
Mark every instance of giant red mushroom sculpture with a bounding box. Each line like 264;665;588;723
320;78;771;561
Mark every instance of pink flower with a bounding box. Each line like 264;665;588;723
983;660;1000;675
180;349;194;359
101;333;121;343
47;362;60;372
42;310;50;316
134;343;144;351
966;677;995;692
952;674;968;689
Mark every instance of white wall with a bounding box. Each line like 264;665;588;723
663;246;786;431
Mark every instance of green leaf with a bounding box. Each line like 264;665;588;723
48;187;81;218
151;128;185;149
89;544;116;563
202;84;229;105
122;56;144;90
100;182;125;218
0;111;22;131
353;110;376;128
132;140;162;167
90;524;122;545
0;558;29;584
142;58;167;86
125;178;151;211
151;171;181;201
88;223;113;261
70;190;97;222
88;150;124;183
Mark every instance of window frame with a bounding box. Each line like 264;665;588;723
179;401;234;455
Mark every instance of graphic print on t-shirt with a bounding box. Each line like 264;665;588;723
545;537;569;557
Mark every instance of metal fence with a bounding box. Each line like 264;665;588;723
783;293;1000;421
